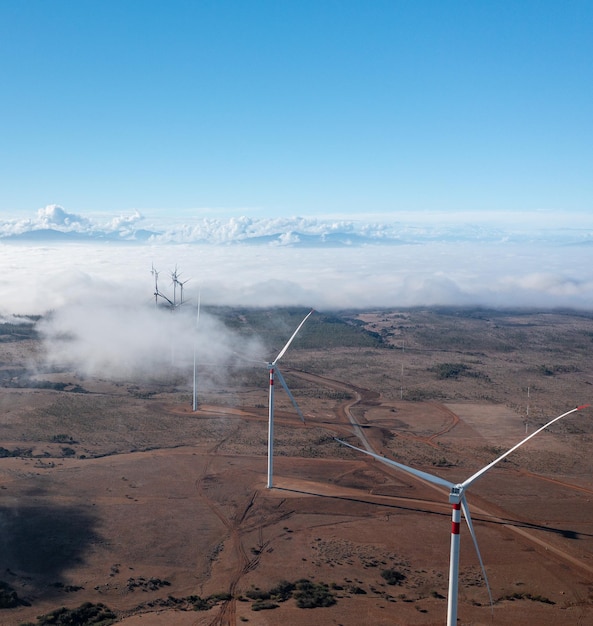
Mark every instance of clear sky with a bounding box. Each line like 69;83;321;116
1;0;591;218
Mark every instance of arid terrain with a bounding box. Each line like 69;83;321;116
1;307;593;625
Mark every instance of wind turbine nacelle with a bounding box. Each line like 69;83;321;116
449;486;462;504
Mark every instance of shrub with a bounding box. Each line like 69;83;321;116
293;579;336;609
251;600;280;611
431;363;469;380
381;569;406;586
268;580;295;601
0;580;22;608
51;434;77;444
245;588;270;601
25;602;116;625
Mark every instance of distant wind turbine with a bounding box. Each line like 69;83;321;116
337;403;589;626
266;309;314;489
151;263;161;308
151;263;174;309
179;278;190;305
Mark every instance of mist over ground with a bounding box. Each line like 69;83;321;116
35;300;266;384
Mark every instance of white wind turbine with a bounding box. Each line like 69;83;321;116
151;264;174;309
337;403;589;626
266;309;314;489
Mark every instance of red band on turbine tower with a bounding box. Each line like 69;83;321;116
451;502;461;535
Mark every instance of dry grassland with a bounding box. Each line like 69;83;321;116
1;307;593;625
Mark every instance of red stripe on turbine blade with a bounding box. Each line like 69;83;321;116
577;404;590;410
451;521;460;535
452;503;461;510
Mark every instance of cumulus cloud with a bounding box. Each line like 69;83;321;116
0;205;151;240
104;209;144;233
36;204;90;230
2;205;592;246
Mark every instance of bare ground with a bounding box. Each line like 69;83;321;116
1;308;593;625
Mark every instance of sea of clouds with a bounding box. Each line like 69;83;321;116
1;204;593;316
1;205;591;382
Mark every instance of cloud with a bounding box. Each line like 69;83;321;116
1;207;592;384
1;229;591;383
36;205;90;230
0;206;151;241
1;205;592;246
1;239;593;317
36;289;266;383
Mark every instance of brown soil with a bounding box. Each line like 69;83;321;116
1;308;593;625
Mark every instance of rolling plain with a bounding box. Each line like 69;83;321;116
1;307;593;625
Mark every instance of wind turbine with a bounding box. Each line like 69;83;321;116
151;264;174;309
151;264;161;308
179;278;190;306
266;309;314;489
337;404;589;626
169;266;191;308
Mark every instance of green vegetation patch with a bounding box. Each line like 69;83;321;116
20;602;116;625
244;579;336;611
0;580;27;609
293;579;336;608
429;362;490;382
381;568;407;586
536;363;579;376
0;320;38;340
209;307;383;350
500;592;555;605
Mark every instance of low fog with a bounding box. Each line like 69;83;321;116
1;239;592;382
36;296;266;384
1;240;593;314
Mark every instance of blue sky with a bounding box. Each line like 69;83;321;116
1;0;592;219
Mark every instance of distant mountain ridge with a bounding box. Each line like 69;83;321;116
4;228;157;243
1;205;592;247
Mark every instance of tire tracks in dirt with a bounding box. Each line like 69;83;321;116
193;429;295;625
188;367;592;622
292;368;593;580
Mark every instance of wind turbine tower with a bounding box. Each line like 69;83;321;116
192;291;201;412
266;309;314;489
337;403;589;626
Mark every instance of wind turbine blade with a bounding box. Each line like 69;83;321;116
275;367;305;422
462;405;589;489
460;495;493;611
157;292;174;306
335;439;455;489
273;309;314;364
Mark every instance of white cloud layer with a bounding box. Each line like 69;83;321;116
1;239;593;315
2;205;592;383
